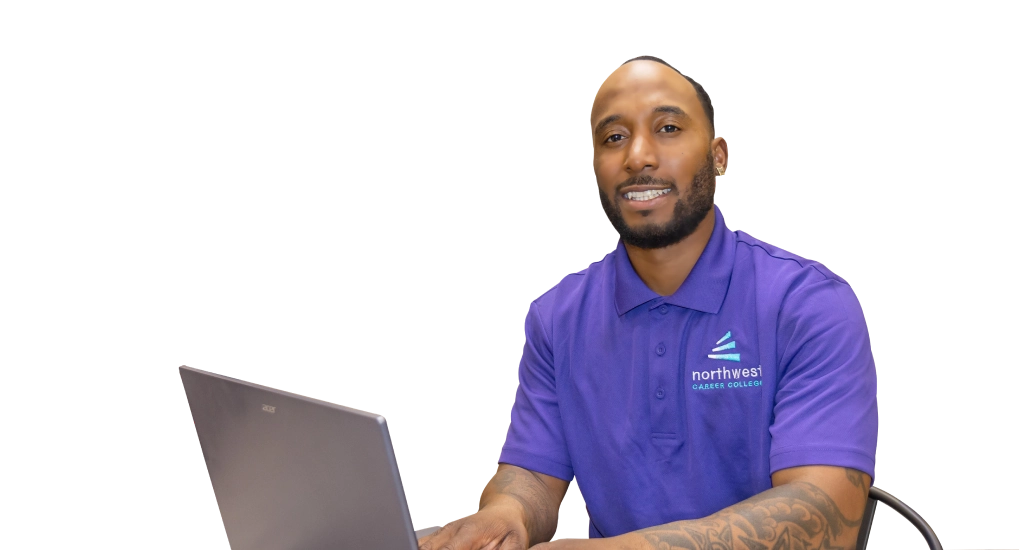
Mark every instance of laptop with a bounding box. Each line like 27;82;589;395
180;366;439;549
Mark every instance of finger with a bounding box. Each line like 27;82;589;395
446;526;497;550
417;533;432;549
496;530;528;550
418;534;446;549
484;532;523;550
419;524;478;550
418;524;454;550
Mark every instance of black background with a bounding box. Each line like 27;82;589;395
171;45;991;546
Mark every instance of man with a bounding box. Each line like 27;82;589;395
419;56;878;550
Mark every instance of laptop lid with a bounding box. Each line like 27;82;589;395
180;366;419;550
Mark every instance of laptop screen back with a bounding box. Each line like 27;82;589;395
180;366;418;550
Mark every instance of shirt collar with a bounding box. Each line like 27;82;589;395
614;205;736;316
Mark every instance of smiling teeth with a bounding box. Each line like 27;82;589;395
624;189;672;201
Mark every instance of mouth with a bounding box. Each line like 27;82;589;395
616;187;673;209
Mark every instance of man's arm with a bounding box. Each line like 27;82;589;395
535;465;870;550
480;464;570;545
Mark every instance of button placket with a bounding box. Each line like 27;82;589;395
650;305;679;438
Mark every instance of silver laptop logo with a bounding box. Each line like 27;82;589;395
262;404;276;413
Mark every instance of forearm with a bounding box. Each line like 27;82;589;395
479;464;562;544
625;467;870;550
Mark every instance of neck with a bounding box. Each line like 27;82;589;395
623;207;716;296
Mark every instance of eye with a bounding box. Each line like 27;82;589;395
605;134;625;143
659;125;680;133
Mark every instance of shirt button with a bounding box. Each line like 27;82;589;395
655;387;665;399
658;305;668;315
655;343;666;356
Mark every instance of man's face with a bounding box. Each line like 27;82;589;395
591;61;717;249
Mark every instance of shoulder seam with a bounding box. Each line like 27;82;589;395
735;239;847;285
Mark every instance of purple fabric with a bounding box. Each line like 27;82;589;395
498;206;878;538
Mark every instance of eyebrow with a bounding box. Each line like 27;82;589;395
593;106;691;136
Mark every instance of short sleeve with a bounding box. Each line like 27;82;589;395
769;276;879;479
498;301;574;481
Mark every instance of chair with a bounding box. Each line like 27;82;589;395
856;486;942;550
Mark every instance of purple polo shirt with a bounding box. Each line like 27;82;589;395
498;206;878;538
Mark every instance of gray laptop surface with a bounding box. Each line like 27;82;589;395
180;366;437;549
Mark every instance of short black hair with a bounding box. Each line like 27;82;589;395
622;55;714;134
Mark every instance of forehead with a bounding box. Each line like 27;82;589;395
591;61;704;128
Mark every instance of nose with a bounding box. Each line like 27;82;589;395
624;132;658;173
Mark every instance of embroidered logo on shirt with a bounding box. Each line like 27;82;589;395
693;331;762;390
708;331;740;362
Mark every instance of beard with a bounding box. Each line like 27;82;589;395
598;154;716;250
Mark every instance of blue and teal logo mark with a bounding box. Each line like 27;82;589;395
693;330;762;390
708;331;740;362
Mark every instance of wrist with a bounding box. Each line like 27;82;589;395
614;531;653;550
479;498;529;528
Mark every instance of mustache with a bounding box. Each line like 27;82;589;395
615;174;677;194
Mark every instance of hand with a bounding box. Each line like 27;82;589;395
417;504;529;550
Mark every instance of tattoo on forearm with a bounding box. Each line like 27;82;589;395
638;473;864;550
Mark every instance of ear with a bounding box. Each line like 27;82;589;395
711;137;729;175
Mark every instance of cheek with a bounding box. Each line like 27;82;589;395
593;154;612;173
660;150;693;172
593;157;618;190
